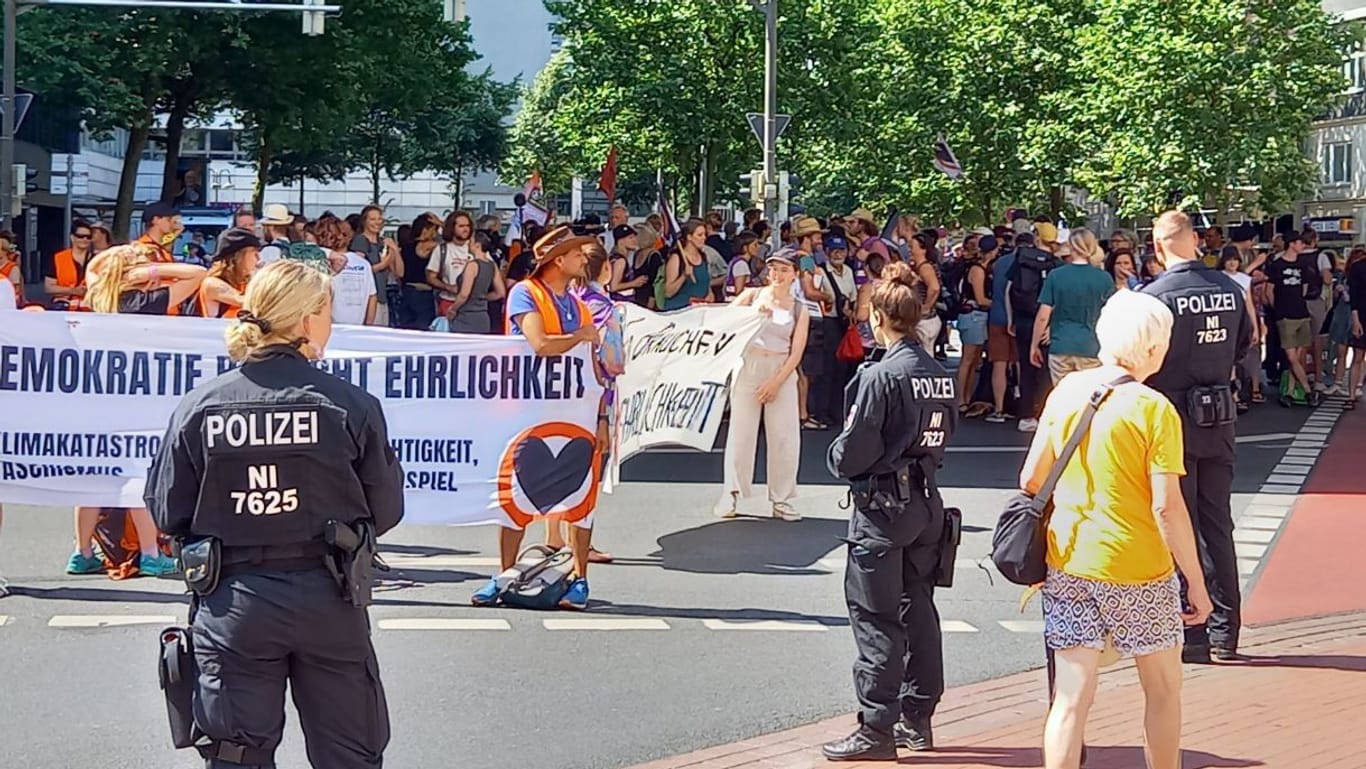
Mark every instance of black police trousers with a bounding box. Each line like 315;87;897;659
192;567;389;768
1181;454;1241;651
843;502;944;733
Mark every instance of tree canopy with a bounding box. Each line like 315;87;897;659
510;0;1353;226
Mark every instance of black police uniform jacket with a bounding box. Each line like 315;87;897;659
827;338;957;560
1140;261;1251;458
144;345;404;546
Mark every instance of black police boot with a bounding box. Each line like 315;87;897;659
821;726;897;761
1212;645;1246;662
1182;644;1214;664
893;714;934;751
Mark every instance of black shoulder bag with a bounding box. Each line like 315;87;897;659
991;375;1133;585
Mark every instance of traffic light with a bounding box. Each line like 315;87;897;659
11;164;26;217
777;172;803;218
738;169;766;205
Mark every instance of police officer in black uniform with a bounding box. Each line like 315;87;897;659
146;258;404;768
822;262;959;762
1141;211;1251;664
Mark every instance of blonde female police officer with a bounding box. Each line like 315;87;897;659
145;259;404;768
823;262;958;762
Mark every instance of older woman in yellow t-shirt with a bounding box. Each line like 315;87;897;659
1019;289;1212;769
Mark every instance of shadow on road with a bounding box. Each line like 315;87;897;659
590;600;849;626
378;544;478;557
6;585;190;604
1226;653;1366;673
377;568;482;586
623;517;847;576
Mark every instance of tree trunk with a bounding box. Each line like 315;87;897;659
1048;185;1065;220
113;120;153;242
252;129;272;215
298;174;305;218
159;90;194;202
452;158;464;210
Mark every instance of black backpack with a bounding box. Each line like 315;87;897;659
938;259;967;321
1006;247;1058;317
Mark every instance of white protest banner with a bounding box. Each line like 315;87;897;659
611;303;764;468
0;312;604;527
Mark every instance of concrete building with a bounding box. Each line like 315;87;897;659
1298;0;1366;246
55;0;559;232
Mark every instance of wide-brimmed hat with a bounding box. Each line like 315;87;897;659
848;208;877;225
531;225;597;275
213;228;262;262
259;203;292;226
791;215;822;239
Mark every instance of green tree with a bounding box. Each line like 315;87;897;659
1072;0;1352;220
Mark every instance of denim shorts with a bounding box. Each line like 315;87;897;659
957;310;989;346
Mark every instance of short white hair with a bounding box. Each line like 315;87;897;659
1096;290;1173;370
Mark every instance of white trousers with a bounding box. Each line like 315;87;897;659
721;350;800;512
916;315;943;352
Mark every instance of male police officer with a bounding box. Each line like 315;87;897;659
146;259;404;768
1142;211;1251;663
822;264;958;761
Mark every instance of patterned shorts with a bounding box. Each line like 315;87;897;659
1042;568;1183;657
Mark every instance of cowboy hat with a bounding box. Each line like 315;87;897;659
531;225;597;275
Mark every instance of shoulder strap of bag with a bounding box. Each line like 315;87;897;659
1030;375;1135;513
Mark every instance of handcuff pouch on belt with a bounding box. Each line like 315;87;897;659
850;468;914;512
324;519;378;608
1186;385;1235;428
177;537;221;597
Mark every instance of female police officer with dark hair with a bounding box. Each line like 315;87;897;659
145;258;404;768
822;261;959;762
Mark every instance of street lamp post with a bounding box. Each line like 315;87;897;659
748;0;779;251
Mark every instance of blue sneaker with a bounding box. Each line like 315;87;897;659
559;578;589;611
139;553;180;577
471;577;502;607
65;551;103;575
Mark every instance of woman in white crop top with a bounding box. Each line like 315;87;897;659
715;248;810;521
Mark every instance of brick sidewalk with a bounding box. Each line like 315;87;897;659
627;612;1366;769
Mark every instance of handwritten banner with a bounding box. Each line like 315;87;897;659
0;312;603;526
610;303;764;469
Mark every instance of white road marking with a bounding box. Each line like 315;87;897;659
817;557;984;572
1233;528;1277;544
1234;542;1268;559
1267;474;1310;485
48;615;176;628
380;555;502;569
1241;504;1290;518
1249;493;1297;508
1298;427;1334;434
1234;432;1300;444
542;618;670;631
940;620;979;633
1291;440;1327;449
1238;516;1288;531
1283;448;1321;458
1270;464;1311;476
0;615;7;626
376;618;510;631
1258;484;1301;494
702;619;828;632
1237;558;1262;576
1275;456;1317;466
998;620;1044;633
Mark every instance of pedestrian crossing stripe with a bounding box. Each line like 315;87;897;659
543;618;669;630
377;618;510;631
48;615;176;628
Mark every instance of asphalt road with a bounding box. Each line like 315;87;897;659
0;399;1316;769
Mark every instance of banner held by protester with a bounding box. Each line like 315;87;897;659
0;312;604;527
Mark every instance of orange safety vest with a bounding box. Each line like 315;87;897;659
50;248;90;310
197;280;243;319
136;234;181;316
505;278;591;336
0;260;19;304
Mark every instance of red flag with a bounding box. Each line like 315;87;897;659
522;170;542;201
598;146;618;202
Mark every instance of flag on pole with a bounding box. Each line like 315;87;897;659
932;135;963;180
598;146;618;203
656;180;681;247
880;206;900;242
522;170;543;202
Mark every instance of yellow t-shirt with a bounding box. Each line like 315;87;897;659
1036;368;1185;584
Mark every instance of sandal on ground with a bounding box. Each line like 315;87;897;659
801;418;827;430
965;402;993;418
1251;392;1265;404
588;547;614;564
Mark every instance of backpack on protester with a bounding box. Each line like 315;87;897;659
1006;247;1057;318
491;545;575;611
938;258;967;322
